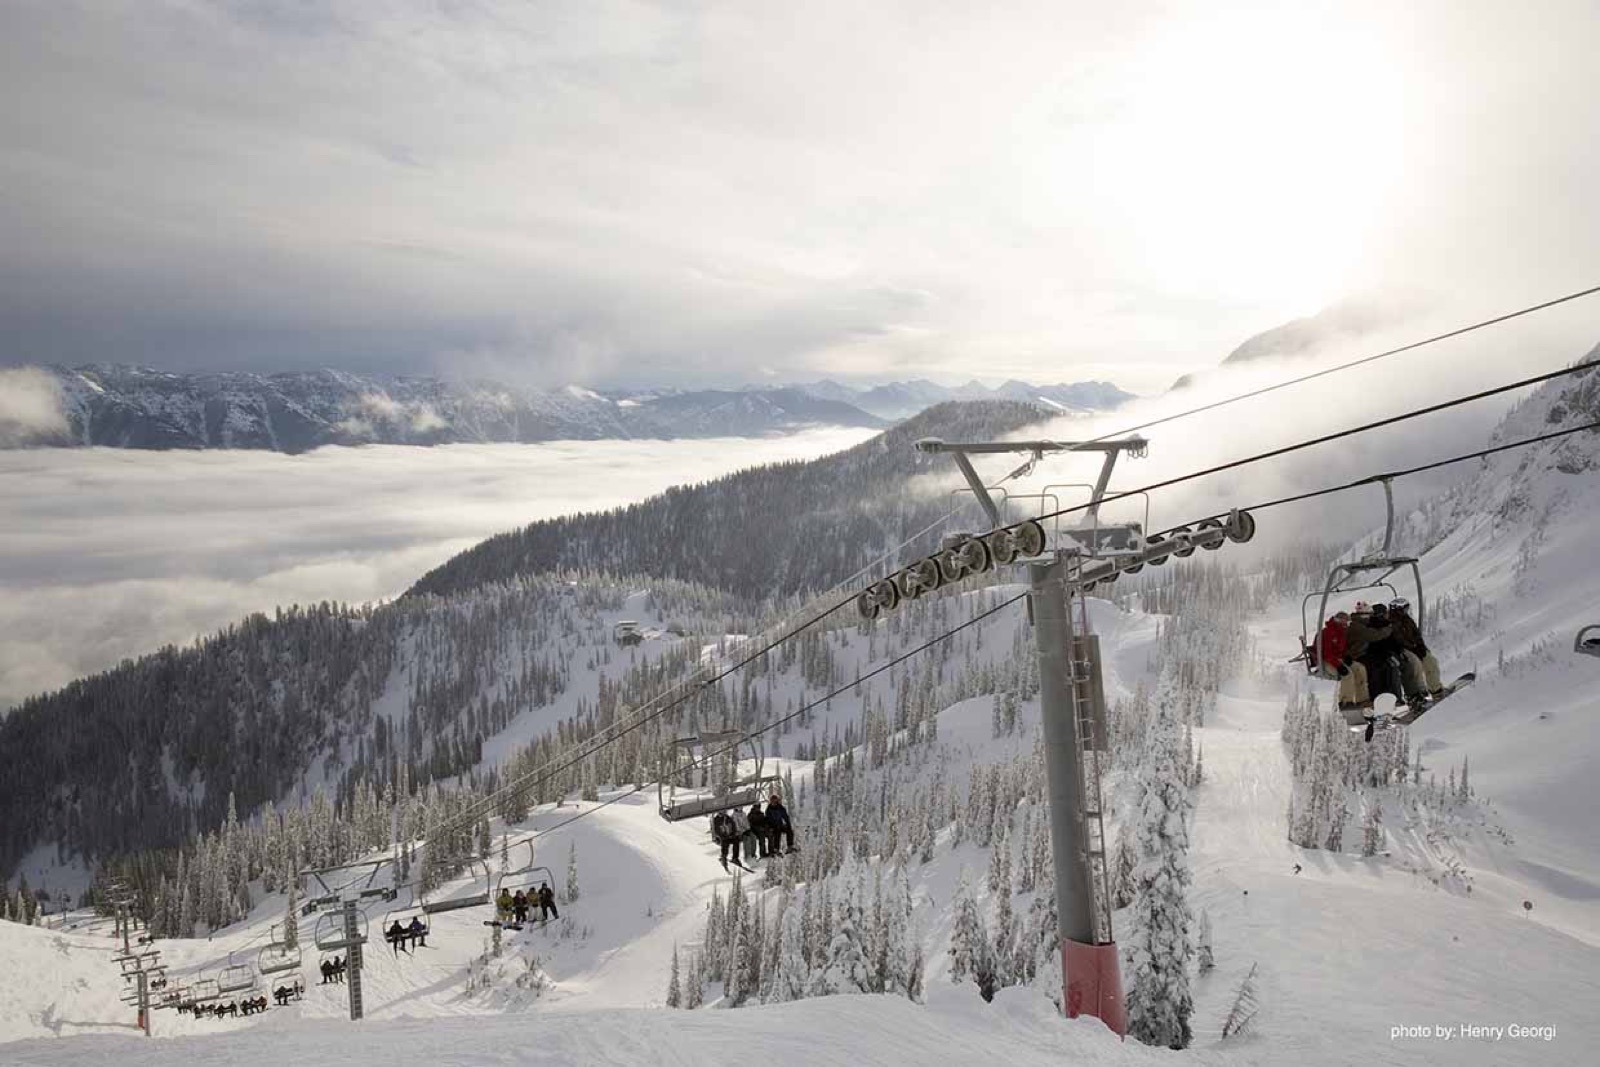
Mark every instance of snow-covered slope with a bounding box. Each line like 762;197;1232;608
5;571;1597;1065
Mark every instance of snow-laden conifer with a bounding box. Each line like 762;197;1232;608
1124;675;1195;1050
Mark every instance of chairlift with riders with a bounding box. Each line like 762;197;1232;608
1294;478;1473;739
658;728;782;823
485;839;558;929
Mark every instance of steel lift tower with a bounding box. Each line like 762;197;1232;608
904;436;1256;1036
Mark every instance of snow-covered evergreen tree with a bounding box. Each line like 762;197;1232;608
771;897;810;1002
1361;794;1385;858
1196;910;1214;974
566;841;581;902
666;944;683;1008
1124;683;1195;1050
948;872;982;985
815;864;872;995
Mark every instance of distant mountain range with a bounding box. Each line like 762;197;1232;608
786;377;1134;420
3;365;1134;452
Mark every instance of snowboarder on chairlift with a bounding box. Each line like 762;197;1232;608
1344;603;1393;704
712;811;740;870
746;802;769;858
1387;598;1445;699
496;888;515;924
408;915;427;949
386;919;409;956
537;882;559;922
1364;602;1421;707
765;793;796;855
319;959;333;985
512;889;530;925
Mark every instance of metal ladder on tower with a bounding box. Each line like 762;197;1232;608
1065;589;1116;946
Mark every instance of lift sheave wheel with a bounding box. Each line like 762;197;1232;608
899;557;942;599
1014;519;1046;558
1172;525;1197;558
986;528;1017;565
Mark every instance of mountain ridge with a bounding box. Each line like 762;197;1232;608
4;364;1136;453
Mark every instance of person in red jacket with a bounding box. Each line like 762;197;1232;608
1320;610;1368;710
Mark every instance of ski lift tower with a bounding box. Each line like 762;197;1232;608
857;433;1257;1033
299;860;397;1022
914;435;1150;1037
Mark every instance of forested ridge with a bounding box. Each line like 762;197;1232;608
0;401;1052;879
408;401;1050;601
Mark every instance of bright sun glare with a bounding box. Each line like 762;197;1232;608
1091;6;1409;314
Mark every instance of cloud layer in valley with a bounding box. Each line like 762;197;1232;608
0;427;875;709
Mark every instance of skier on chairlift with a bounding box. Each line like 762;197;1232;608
537;882;559;922
386;919;409;956
746;801;769;859
512;889;530;926
712;811;741;871
408;915;427;950
765;793;796;855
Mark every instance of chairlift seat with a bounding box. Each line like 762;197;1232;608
420;892;490;915
312;910;369;950
218;963;257;994
660;776;783;823
186;978;221;1004
258;942;303;975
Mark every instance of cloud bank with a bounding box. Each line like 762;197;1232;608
0;428;875;709
0;367;69;445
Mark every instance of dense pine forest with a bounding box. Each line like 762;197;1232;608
408;401;1049;601
0;401;1049;879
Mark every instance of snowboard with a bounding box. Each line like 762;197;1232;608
1389;673;1476;726
1345;673;1476;738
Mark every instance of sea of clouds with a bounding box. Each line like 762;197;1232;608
0;428;876;709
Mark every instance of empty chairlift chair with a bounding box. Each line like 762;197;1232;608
312;909;369;952
1577;625;1600;658
418;857;492;916
184;977;221;1008
257;926;302;976
217;957;257;995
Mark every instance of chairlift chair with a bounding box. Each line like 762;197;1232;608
185;978;221;1006
257;927;302;975
218;957;257;995
1577;625;1600;658
493;841;557;900
312;909;369;951
657;729;782;823
1297;480;1425;672
380;904;430;945
418;857;492;915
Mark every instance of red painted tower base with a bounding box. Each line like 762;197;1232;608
1062;939;1126;1037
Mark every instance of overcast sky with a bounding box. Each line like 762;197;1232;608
3;1;1600;393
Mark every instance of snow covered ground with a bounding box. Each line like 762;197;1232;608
7;385;1600;1062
